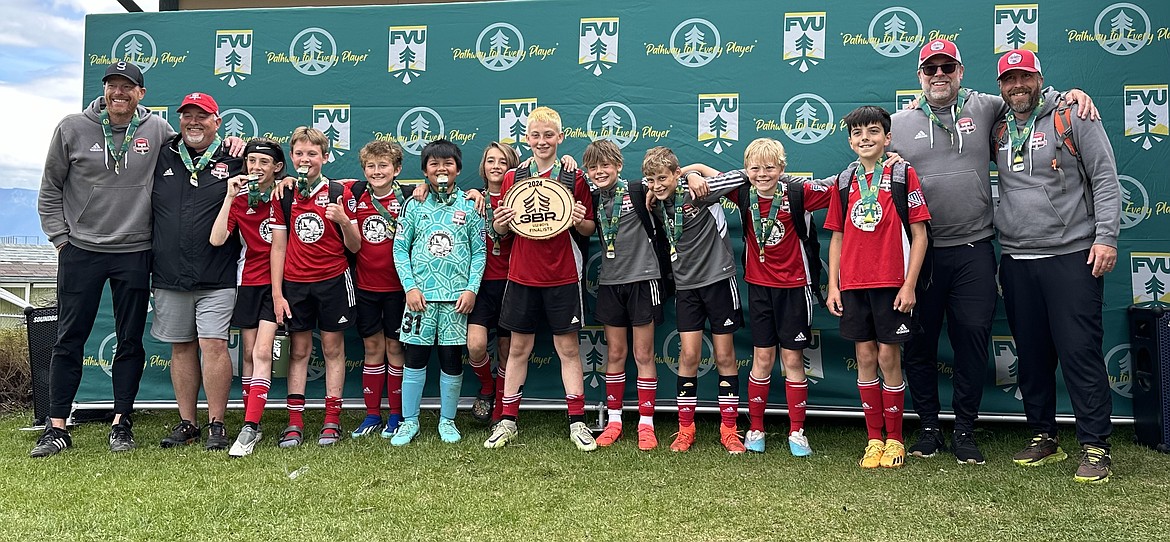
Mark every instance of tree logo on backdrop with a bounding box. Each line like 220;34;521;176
661;330;715;377
111;30;158;73
579;326;608;389
1131;252;1170;304
580;17;619;76
220;108;259;141
994;4;1039;53
290;27;337;76
780;93;835;145
397;106;445;156
499;98;537;155
1119;175;1150;230
388;25;427;84
894;89;919;112
214;30;252;87
698;93;739;154
313;104;350;163
867;7;923;57
992;335;1022;400
1105;343;1133;399
1094;3;1151;56
784;12;826;72
587;102;638;149
670;18;721;67
476;22;524;71
1124;84;1168;151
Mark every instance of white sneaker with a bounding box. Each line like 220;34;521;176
569;421;598;452
788;428;813;457
744;429;766;453
484;419;518;449
228;425;262;458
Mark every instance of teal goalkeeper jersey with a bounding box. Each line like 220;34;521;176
393;188;486;301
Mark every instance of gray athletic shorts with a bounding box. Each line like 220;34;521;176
150;288;236;342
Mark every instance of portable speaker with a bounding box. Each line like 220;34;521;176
1129;304;1170;453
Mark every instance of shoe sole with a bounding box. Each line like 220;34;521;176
957;458;987;465
1013;451;1068;467
910;450;938;458
1074;474;1110;484
228;442;257;457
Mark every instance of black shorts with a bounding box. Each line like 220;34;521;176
355;288;406;339
231;285;276;329
283;269;356;333
499;281;583;335
675;277;742;334
467;279;511;338
595;280;664;327
838;287;913;344
748;284;813;349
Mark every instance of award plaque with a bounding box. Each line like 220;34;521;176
502;176;575;240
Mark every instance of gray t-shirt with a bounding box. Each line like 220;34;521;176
658;170;747;289
596;181;660;286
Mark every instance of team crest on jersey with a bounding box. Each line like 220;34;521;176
992;336;1022;400
681;203;701;219
453;210;467;225
220;108;259;140
1124;85;1168;151
214;30;252;87
388;25;427;84
315;193;330;207
397;106;445;156
994;4;1039;53
698;94;738;154
499;98;537;153
579;18;619;76
211;163;230;179
361;215;390;243
259;218;273;243
294;213;326;243
313;104;350;162
388;198;402;215
1131;252;1170;303
956;117;977;134
1029;131;1047;149
784;12;826;72
850;199;883;228
427;231;454;257
620;194;634;213
133;138;149;155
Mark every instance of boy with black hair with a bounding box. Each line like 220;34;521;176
825;106;931;469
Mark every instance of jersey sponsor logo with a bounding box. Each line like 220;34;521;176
698;93;738;154
1093;3;1152;56
220;108;260;141
784;12;826;73
214;30;252;87
362;215;391;243
426;230;454;257
397;106;445;156
994;4;1039;53
313;104;350;162
956;117;977;134
579;17;619;76
473;22;525;71
210;162;230;179
780;93;835;145
259;217;273;243
993;335;1022;400
587;101;638;148
1105;342;1133;398
346;197;357;213
1131;252;1170;304
1124;84;1168;151
499;98;537;155
388;25;427;84
865;7;924;58
133;138;150;155
294;212;326;243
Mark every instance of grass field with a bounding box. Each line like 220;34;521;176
2;408;1168;541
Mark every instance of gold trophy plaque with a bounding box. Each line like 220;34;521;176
502;177;575;240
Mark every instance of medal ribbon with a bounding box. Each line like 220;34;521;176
596;180;629;257
178;135;223;186
296;169;320;198
369;182;401;233
917;88;968;140
99;108;143;174
750;186;782;262
485;192;501;252
854;156;886;224
529;158;562;185
246;178;272;208
658;183;686;262
1005;97;1045;169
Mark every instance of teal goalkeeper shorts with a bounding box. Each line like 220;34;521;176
400;302;468;346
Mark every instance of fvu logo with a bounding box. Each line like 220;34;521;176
1131;252;1170;304
499;98;538;154
313;105;350;162
1124;84;1168;150
214;30;252;87
580;18;619;76
993;336;1022;400
994;4;1039;53
784;12;825;73
697;93;738;154
894;89;919;112
579;326;607;389
388;26;427;84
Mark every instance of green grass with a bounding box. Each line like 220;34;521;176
2;409;1169;541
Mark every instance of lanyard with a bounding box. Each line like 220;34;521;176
485;192;502;255
917;88;968;139
750;186;782;263
596;180;629;258
529;159;561;184
295;167;321;198
178;135;222;187
246;176;272;208
658;184;686;262
99;109;143;175
369;182;401;234
1005;98;1045;172
854;157;888;226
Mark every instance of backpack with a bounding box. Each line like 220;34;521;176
994;105;1094;215
515;165;592;279
733;177;825;306
592;182;677;299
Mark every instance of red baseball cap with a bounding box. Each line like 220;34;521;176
997;49;1042;79
178;92;219;115
919;38;962;65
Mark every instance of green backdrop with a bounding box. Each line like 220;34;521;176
73;0;1170;418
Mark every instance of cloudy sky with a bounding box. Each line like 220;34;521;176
0;0;159;190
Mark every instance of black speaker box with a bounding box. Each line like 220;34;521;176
1129;304;1170;453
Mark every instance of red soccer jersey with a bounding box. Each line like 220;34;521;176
225;192;275;286
823;164;931;291
484;191;513;281
270;180;356;283
353;186;404;292
500;167;595;287
742;182;834;288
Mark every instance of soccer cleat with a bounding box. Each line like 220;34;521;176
1074;445;1111;484
471;393;495;424
484;419;518;449
952;431;986;465
228;425;263;458
569;421;598;452
637;424;658;451
317;423;343;446
859;439;885;468
438;418;462;443
160;420;200;448
278;425;304;448
744;430;766;453
351;415;383;438
908;427;945;458
669;423;696;452
381;413;403;439
788;429;813;457
109;417;135;453
30;427;72;458
880;439;905;468
205;421;230;451
390;419;420;446
1012;433;1068;467
595;422;623;447
720;424;746;455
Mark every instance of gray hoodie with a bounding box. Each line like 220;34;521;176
39;97;175;252
992;89;1120;255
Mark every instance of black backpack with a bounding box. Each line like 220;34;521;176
733;177;825;306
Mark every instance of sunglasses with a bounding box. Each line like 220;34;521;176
920;63;960;75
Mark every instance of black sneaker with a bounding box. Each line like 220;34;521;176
908;427;945;458
205;421;229;451
109;416;135;453
160;420;200;448
30;427;72;458
952;431;986;465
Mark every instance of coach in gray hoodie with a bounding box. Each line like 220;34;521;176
33;62;175;458
992;49;1120;484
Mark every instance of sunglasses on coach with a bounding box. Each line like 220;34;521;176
920;63;960;75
